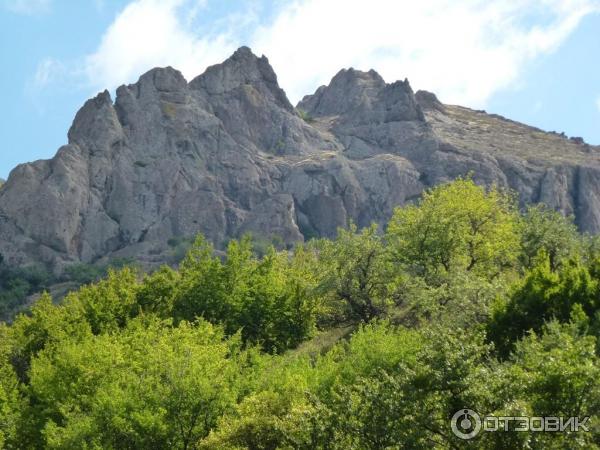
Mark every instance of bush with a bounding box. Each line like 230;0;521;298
0;263;55;320
297;108;315;123
62;258;136;285
487;256;599;358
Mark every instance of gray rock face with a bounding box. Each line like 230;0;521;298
1;46;599;269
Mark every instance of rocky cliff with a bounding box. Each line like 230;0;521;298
1;47;599;270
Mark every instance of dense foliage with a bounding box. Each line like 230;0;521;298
0;262;53;321
0;258;135;321
0;178;599;449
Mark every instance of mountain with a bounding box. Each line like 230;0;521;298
1;46;599;271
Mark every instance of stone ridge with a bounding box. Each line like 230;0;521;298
0;46;599;271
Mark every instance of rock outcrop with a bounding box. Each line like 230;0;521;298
1;46;599;270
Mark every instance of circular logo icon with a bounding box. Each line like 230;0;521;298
451;409;482;440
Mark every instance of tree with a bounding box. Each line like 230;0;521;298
318;224;393;323
492;320;600;449
26;318;253;449
201;321;424;450
9;293;91;384
386;178;520;281
396;268;508;328
0;263;55;320
487;256;599;358
1;179;599;449
135;265;180;318
0;323;22;449
174;235;320;352
520;204;581;271
304;324;499;449
232;246;320;353
69;267;140;335
173;235;235;326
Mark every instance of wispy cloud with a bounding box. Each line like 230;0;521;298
32;58;65;89
596;95;600;112
2;0;50;15
83;0;239;92
251;0;600;106
36;0;600;108
25;57;72;115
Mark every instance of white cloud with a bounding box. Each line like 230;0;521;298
32;57;65;89
251;0;600;106
596;95;600;112
63;0;600;108
83;0;239;92
2;0;50;14
25;57;72;115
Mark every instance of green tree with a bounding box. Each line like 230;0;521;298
396;268;508;328
386;178;520;281
201;321;424;450
0;263;55;320
173;235;231;325
318;224;392;323
2;177;599;449
174;235;320;352
135;265;180;318
9;293;91;384
27;318;253;449
0;323;22;449
233;247;320;353
488;257;599;358
70;267;140;335
199;372;316;449
488;321;600;449
520;204;581;271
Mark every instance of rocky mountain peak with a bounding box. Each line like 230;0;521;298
113;66;188;108
298;68;385;117
138;66;187;92
0;48;599;272
298;68;423;125
190;46;292;112
415;90;445;112
68;90;123;152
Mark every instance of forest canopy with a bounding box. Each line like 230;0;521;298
0;178;598;449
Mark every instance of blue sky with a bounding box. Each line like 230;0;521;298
1;0;599;179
